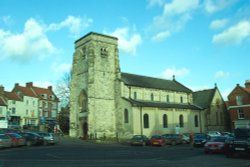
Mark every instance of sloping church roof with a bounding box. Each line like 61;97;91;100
121;73;192;93
124;98;202;110
193;88;216;109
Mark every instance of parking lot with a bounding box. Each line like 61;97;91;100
0;136;250;167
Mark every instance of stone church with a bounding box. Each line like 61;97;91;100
69;32;228;140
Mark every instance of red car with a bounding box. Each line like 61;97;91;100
5;133;26;147
150;135;166;146
204;136;227;154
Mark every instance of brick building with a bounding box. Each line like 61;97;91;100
227;80;250;129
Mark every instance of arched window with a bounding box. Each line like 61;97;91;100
151;93;154;101
163;114;168;128
194;115;199;127
143;114;149;128
166;95;169;102
180;96;183;103
124;109;129;123
133;92;137;99
179;114;184;127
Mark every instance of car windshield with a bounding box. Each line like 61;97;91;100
195;134;206;138
132;135;142;139
151;135;161;139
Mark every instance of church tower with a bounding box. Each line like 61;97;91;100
69;32;121;139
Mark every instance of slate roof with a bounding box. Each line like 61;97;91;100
31;86;59;102
193;88;216;109
0;97;7;106
121;73;192;93
4;91;22;101
124;98;202;110
13;85;37;98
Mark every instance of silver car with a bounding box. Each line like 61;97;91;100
37;132;59;145
0;134;12;148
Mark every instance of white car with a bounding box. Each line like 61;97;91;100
207;131;221;137
37;132;59;145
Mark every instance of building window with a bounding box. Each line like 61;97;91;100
179;115;184;127
33;101;36;106
151;93;154;101
26;110;29;115
12;108;16;115
133;92;137;99
194;115;199;127
143;114;149;128
26;100;29;105
12;100;16;104
236;96;243;105
124;109;129;123
180;96;183;103
238;109;245;119
166;95;169;102
163;114;168;128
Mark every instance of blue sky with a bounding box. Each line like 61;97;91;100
0;0;250;100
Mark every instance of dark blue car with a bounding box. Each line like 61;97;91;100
193;133;209;147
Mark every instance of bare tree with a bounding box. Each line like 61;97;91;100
55;70;71;108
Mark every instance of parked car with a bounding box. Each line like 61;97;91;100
204;136;227;154
207;131;221;137
37;132;59;145
162;134;182;145
193;133;209;147
19;132;44;146
182;133;190;144
225;128;250;158
5;133;26;147
150;135;166;146
0;134;12;148
130;135;149;146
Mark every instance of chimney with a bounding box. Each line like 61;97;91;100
15;83;19;87
26;82;33;87
0;85;4;95
48;86;52;91
245;80;250;89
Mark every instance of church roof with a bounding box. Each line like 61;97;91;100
121;73;192;93
193;88;216;109
124;98;202;110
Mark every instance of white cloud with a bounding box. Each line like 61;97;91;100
110;27;142;55
152;31;171;42
147;0;165;8
160;67;189;79
150;0;199;42
204;0;236;14
51;62;71;74
47;15;93;37
210;19;228;30
0;18;55;61
164;0;199;16
33;81;54;89
212;20;250;45
214;70;230;79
